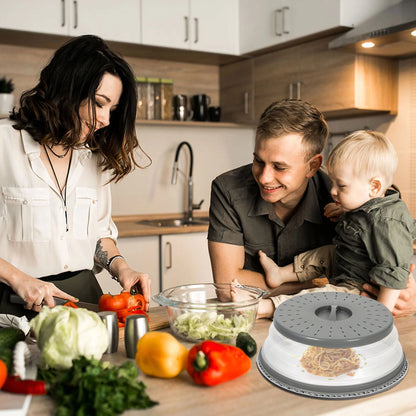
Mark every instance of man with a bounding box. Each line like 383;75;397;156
208;99;416;318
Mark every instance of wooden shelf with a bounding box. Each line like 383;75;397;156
1;116;254;129
135;119;255;128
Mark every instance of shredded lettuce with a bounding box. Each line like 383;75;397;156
173;311;254;341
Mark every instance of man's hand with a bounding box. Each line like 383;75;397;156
361;264;416;317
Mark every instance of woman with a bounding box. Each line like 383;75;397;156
0;35;151;318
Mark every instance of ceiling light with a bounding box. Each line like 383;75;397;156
411;30;416;37
361;41;375;48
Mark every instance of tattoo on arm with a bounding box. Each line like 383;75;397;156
95;239;109;269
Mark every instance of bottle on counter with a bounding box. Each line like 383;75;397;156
160;78;173;120
135;76;147;120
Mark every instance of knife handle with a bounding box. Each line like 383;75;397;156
9;294;67;305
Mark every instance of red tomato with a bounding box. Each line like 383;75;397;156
98;294;128;312
99;292;148;326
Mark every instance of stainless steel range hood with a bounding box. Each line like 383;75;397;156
329;0;416;58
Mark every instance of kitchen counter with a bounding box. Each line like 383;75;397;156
28;313;416;416
113;212;209;238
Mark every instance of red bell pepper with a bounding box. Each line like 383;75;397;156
98;292;148;327
2;375;46;395
187;340;251;386
64;301;79;308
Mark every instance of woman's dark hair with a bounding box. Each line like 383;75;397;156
256;99;328;160
11;34;149;182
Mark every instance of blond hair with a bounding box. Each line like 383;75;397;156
326;130;397;191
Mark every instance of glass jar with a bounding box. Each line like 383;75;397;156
160;78;173;120
135;76;147;120
146;77;160;120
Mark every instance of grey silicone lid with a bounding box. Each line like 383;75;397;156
273;292;393;348
257;351;408;400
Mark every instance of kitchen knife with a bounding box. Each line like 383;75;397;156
129;283;142;296
9;294;100;312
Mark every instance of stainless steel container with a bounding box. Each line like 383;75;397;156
98;311;119;354
124;314;149;359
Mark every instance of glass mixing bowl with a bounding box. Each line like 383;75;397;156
152;283;268;342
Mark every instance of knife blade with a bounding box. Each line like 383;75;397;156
9;294;100;312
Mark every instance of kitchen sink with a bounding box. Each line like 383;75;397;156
136;216;209;228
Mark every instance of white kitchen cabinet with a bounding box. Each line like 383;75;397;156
161;233;212;290
0;0;141;44
238;0;396;54
96;236;160;306
141;0;238;55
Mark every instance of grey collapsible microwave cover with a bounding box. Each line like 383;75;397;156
256;292;408;399
272;292;393;348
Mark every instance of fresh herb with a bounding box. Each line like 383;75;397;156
38;356;158;416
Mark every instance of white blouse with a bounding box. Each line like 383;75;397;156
0;119;118;278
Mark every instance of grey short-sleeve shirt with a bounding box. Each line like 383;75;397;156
208;164;336;274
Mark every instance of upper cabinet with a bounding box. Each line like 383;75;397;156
141;0;238;55
220;59;255;124
253;35;398;120
238;0;397;55
0;0;141;44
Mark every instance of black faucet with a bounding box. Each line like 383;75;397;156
171;141;204;223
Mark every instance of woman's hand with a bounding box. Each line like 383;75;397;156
324;202;345;222
361;264;416;317
11;273;78;312
116;265;151;311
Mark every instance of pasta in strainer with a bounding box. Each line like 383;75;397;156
300;346;360;377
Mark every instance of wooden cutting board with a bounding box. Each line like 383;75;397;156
147;306;170;331
75;302;169;331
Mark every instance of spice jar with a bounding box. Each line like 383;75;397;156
160;78;173;120
135;77;147;120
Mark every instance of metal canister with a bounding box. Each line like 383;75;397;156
124;314;149;359
97;311;119;354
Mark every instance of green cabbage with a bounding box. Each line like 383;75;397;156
173;311;254;341
30;306;109;369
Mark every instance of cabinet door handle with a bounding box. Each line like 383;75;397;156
244;91;249;114
289;83;293;99
274;9;282;36
184;16;189;42
61;0;65;27
73;0;78;29
194;18;199;43
296;81;302;99
165;241;172;270
282;6;290;34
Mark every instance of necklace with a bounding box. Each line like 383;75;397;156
43;144;73;232
46;143;70;159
